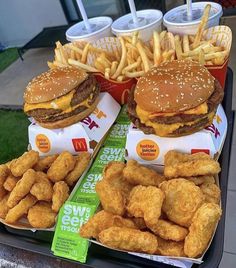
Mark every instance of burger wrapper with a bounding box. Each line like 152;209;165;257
125;104;227;166
87;37;137;105
203;25;232;89
28;93;120;156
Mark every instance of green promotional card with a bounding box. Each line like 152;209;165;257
116;104;130;124
71;165;102;206
104;122;130;147
52;201;96;263
93;146;126;169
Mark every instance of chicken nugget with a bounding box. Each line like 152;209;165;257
52;181;69;212
103;161;133;199
30;176;53;201
47;151;75;182
65;152;90;186
7;169;37;208
3;175;20;192
184;203;222;258
132;217;147;230
0;194;10;219
34;154;58;171
160;179;204;227
123;160;165;186
200;182;221;204
187;175;215;185
80;210;114;239
27;201;57;228
0;164;9;199
5;194;37;224
10;150;39;177
0;164;9;178
148;219;188;242
156;236;185;257
112;215;137;229
35;171;49;182
95;179;125;216
99;227;158;254
5;159;16;169
164;151;221;178
127;185;164;226
80;210;137;239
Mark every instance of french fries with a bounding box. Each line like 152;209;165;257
50;13;229;82
192;4;211;49
153;31;161;66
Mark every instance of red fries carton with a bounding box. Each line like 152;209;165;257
87;37;137;104
203;26;231;88
28;93;120;156
126;105;227;166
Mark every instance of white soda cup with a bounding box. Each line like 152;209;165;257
163;2;223;35
66;16;113;43
111;9;163;42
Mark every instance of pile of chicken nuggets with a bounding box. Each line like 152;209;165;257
0;150;90;228
80;150;222;258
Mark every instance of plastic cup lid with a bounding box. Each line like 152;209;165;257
164;2;222;26
66;16;113;39
112;9;163;33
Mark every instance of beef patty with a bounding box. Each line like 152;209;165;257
128;79;223;136
26;75;99;123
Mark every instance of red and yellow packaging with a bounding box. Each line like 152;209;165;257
203;25;232;89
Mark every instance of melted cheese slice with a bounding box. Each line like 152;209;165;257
148;102;208;118
136;105;213;137
24;88;94;113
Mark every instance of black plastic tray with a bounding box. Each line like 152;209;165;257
0;68;234;268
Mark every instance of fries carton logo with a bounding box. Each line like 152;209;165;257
72;138;88;152
136;140;159;161
35;134;50;153
81;107;107;130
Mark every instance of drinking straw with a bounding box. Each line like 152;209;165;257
187;0;193;20
76;0;92;32
128;0;139;25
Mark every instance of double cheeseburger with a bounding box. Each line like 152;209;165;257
128;60;224;137
24;67;100;129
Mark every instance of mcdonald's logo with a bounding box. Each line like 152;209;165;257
72;138;88;152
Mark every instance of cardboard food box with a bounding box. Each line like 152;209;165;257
203;25;232;88
126;105;227;166
28;93;120;156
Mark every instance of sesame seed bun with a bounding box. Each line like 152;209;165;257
134;60;215;113
24;67;88;104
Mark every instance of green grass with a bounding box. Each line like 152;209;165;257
0;48;19;73
0;109;30;163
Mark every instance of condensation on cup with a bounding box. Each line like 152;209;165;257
66;16;113;43
163;2;223;35
111;9;163;42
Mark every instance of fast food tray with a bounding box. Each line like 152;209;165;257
0;68;234;268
